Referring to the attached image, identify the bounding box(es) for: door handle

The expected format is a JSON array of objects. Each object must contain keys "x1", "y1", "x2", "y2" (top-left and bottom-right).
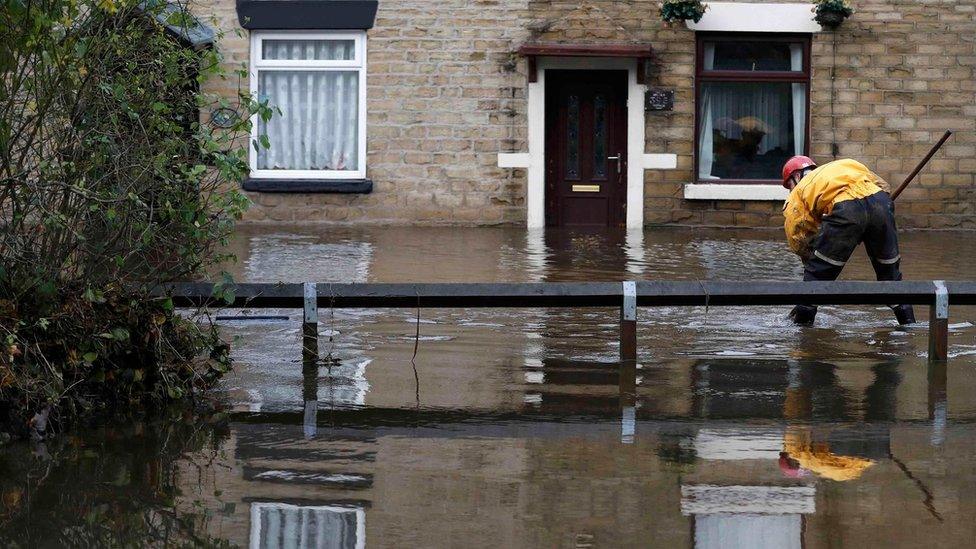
[{"x1": 607, "y1": 153, "x2": 622, "y2": 174}]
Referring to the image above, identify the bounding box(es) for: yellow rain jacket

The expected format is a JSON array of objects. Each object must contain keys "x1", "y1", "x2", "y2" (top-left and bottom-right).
[
  {"x1": 783, "y1": 427, "x2": 874, "y2": 482},
  {"x1": 783, "y1": 159, "x2": 891, "y2": 258}
]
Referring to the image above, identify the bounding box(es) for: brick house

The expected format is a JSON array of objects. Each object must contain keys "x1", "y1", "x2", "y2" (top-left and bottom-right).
[{"x1": 194, "y1": 0, "x2": 975, "y2": 228}]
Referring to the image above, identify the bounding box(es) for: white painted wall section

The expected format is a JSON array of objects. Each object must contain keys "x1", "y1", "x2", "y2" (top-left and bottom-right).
[
  {"x1": 497, "y1": 153, "x2": 531, "y2": 168},
  {"x1": 643, "y1": 154, "x2": 677, "y2": 170},
  {"x1": 684, "y1": 184, "x2": 788, "y2": 201},
  {"x1": 525, "y1": 70, "x2": 546, "y2": 228},
  {"x1": 625, "y1": 63, "x2": 647, "y2": 229},
  {"x1": 686, "y1": 2, "x2": 824, "y2": 33}
]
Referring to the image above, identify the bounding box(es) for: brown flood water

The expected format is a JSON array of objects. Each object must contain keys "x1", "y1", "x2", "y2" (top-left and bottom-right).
[{"x1": 2, "y1": 226, "x2": 976, "y2": 547}]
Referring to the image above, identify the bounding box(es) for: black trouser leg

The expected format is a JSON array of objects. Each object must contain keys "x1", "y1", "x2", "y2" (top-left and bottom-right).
[
  {"x1": 791, "y1": 255, "x2": 845, "y2": 325},
  {"x1": 789, "y1": 304, "x2": 819, "y2": 325},
  {"x1": 869, "y1": 258, "x2": 916, "y2": 324},
  {"x1": 863, "y1": 193, "x2": 915, "y2": 325},
  {"x1": 792, "y1": 202, "x2": 864, "y2": 326}
]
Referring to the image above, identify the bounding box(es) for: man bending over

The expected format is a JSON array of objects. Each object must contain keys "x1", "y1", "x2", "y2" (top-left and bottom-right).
[{"x1": 781, "y1": 156, "x2": 916, "y2": 326}]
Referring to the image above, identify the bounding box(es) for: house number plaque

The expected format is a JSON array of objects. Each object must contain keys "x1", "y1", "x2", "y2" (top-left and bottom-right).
[
  {"x1": 210, "y1": 107, "x2": 239, "y2": 128},
  {"x1": 645, "y1": 89, "x2": 674, "y2": 112}
]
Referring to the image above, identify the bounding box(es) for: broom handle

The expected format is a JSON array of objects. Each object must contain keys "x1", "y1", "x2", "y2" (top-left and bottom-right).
[{"x1": 891, "y1": 130, "x2": 953, "y2": 201}]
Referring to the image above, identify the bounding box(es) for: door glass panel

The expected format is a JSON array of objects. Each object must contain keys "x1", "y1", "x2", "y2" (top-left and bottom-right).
[
  {"x1": 593, "y1": 94, "x2": 607, "y2": 179},
  {"x1": 566, "y1": 95, "x2": 580, "y2": 179}
]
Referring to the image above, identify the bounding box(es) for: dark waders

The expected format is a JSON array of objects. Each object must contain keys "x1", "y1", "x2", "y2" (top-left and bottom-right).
[{"x1": 790, "y1": 191, "x2": 916, "y2": 325}]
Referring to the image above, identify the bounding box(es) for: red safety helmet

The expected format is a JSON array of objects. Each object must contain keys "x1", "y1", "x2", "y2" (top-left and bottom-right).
[{"x1": 782, "y1": 156, "x2": 817, "y2": 189}]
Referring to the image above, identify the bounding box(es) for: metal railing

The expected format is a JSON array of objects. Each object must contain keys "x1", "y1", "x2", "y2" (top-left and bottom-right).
[{"x1": 158, "y1": 280, "x2": 970, "y2": 361}]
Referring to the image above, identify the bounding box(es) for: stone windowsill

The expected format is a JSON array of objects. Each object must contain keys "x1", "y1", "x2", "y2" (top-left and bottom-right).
[
  {"x1": 683, "y1": 183, "x2": 788, "y2": 201},
  {"x1": 243, "y1": 178, "x2": 373, "y2": 194}
]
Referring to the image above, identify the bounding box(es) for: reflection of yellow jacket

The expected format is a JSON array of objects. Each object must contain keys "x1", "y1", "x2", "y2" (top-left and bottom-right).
[
  {"x1": 783, "y1": 159, "x2": 891, "y2": 258},
  {"x1": 783, "y1": 427, "x2": 874, "y2": 482}
]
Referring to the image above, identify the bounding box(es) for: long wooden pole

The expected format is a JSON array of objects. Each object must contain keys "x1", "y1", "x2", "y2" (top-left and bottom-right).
[{"x1": 891, "y1": 130, "x2": 952, "y2": 201}]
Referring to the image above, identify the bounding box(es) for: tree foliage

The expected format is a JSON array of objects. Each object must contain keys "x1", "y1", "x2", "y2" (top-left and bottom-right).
[{"x1": 0, "y1": 0, "x2": 271, "y2": 432}]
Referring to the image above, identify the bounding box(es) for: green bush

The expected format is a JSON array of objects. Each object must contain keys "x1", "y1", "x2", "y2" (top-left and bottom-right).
[{"x1": 0, "y1": 0, "x2": 271, "y2": 434}]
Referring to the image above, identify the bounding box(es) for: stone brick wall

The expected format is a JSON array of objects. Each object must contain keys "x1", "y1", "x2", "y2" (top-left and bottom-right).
[
  {"x1": 813, "y1": 0, "x2": 976, "y2": 230},
  {"x1": 195, "y1": 0, "x2": 532, "y2": 224},
  {"x1": 649, "y1": 0, "x2": 976, "y2": 230},
  {"x1": 192, "y1": 0, "x2": 975, "y2": 228}
]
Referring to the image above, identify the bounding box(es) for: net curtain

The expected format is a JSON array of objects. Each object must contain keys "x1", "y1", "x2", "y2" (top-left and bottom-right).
[{"x1": 257, "y1": 40, "x2": 360, "y2": 172}]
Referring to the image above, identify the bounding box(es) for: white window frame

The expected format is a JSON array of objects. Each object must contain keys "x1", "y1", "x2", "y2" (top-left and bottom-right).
[{"x1": 249, "y1": 31, "x2": 368, "y2": 180}]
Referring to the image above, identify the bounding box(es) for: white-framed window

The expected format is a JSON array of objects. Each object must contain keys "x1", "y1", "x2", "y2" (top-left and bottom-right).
[
  {"x1": 696, "y1": 34, "x2": 810, "y2": 183},
  {"x1": 249, "y1": 31, "x2": 367, "y2": 180}
]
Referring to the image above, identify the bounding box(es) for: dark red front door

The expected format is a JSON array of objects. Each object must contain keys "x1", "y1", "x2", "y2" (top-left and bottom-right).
[{"x1": 545, "y1": 70, "x2": 628, "y2": 227}]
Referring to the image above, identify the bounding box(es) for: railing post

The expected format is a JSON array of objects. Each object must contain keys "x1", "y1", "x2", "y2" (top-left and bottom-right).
[
  {"x1": 303, "y1": 282, "x2": 319, "y2": 363},
  {"x1": 929, "y1": 280, "x2": 948, "y2": 362},
  {"x1": 620, "y1": 281, "x2": 637, "y2": 363}
]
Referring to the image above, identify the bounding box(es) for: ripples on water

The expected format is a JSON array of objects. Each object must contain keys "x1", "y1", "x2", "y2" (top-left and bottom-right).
[{"x1": 2, "y1": 227, "x2": 976, "y2": 547}]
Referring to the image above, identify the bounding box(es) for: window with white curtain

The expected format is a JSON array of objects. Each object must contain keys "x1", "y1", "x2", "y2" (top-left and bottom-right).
[
  {"x1": 696, "y1": 36, "x2": 810, "y2": 182},
  {"x1": 250, "y1": 31, "x2": 367, "y2": 179}
]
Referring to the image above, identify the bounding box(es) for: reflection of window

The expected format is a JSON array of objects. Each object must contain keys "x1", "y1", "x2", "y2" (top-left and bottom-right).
[
  {"x1": 696, "y1": 36, "x2": 810, "y2": 182},
  {"x1": 681, "y1": 485, "x2": 814, "y2": 549},
  {"x1": 250, "y1": 32, "x2": 367, "y2": 179},
  {"x1": 244, "y1": 237, "x2": 372, "y2": 283},
  {"x1": 695, "y1": 514, "x2": 801, "y2": 549},
  {"x1": 321, "y1": 358, "x2": 370, "y2": 407},
  {"x1": 250, "y1": 502, "x2": 365, "y2": 549}
]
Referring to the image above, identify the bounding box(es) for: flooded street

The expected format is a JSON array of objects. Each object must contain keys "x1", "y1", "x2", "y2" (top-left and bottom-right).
[{"x1": 4, "y1": 227, "x2": 976, "y2": 547}]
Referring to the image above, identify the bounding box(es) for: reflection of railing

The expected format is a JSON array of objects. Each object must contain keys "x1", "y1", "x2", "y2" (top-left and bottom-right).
[{"x1": 160, "y1": 280, "x2": 969, "y2": 361}]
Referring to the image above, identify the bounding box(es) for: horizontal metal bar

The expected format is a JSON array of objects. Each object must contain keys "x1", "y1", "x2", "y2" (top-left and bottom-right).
[
  {"x1": 316, "y1": 282, "x2": 624, "y2": 308},
  {"x1": 159, "y1": 282, "x2": 624, "y2": 308},
  {"x1": 156, "y1": 281, "x2": 976, "y2": 309},
  {"x1": 635, "y1": 280, "x2": 976, "y2": 306},
  {"x1": 214, "y1": 315, "x2": 290, "y2": 321},
  {"x1": 159, "y1": 282, "x2": 306, "y2": 308}
]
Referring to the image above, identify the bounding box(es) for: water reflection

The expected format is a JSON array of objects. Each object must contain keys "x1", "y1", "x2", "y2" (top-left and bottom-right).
[
  {"x1": 682, "y1": 485, "x2": 814, "y2": 549},
  {"x1": 5, "y1": 227, "x2": 976, "y2": 546},
  {"x1": 210, "y1": 226, "x2": 976, "y2": 546},
  {"x1": 0, "y1": 410, "x2": 232, "y2": 547},
  {"x1": 208, "y1": 352, "x2": 969, "y2": 547},
  {"x1": 928, "y1": 360, "x2": 947, "y2": 447},
  {"x1": 251, "y1": 503, "x2": 364, "y2": 549},
  {"x1": 0, "y1": 355, "x2": 973, "y2": 547}
]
